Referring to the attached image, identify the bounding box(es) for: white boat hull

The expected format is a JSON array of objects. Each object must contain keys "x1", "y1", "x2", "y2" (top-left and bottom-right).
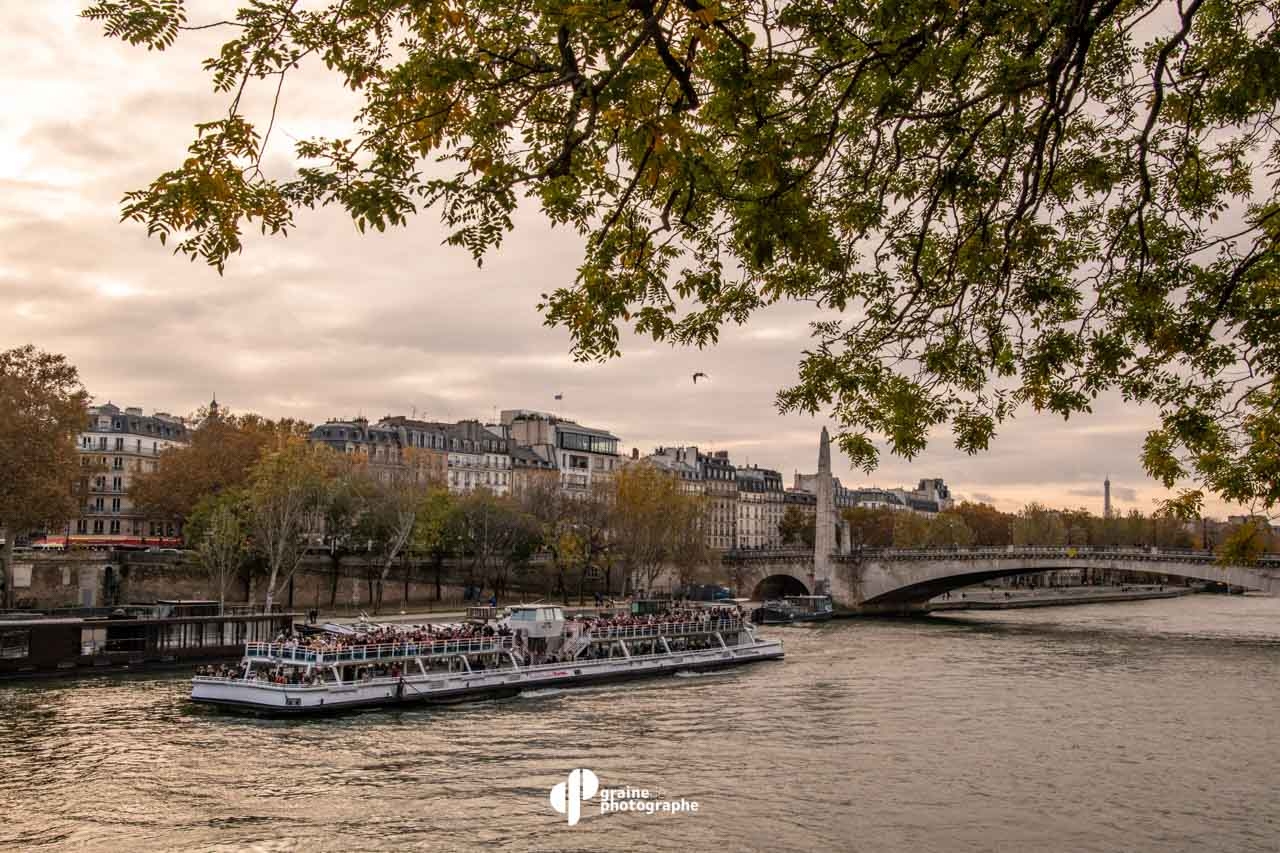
[{"x1": 191, "y1": 638, "x2": 783, "y2": 715}]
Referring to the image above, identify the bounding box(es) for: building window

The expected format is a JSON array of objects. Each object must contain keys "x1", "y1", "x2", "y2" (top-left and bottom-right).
[
  {"x1": 113, "y1": 457, "x2": 123, "y2": 470},
  {"x1": 98, "y1": 436, "x2": 107, "y2": 450},
  {"x1": 109, "y1": 520, "x2": 121, "y2": 534},
  {"x1": 76, "y1": 519, "x2": 87, "y2": 534},
  {"x1": 92, "y1": 520, "x2": 104, "y2": 534},
  {"x1": 111, "y1": 498, "x2": 121, "y2": 513},
  {"x1": 114, "y1": 437, "x2": 124, "y2": 451},
  {"x1": 112, "y1": 477, "x2": 122, "y2": 492}
]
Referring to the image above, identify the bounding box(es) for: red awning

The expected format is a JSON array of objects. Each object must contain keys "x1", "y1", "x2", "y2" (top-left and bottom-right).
[{"x1": 31, "y1": 535, "x2": 183, "y2": 548}]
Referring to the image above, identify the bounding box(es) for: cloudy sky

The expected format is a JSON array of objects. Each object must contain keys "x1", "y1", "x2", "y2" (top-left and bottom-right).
[{"x1": 0, "y1": 2, "x2": 1229, "y2": 517}]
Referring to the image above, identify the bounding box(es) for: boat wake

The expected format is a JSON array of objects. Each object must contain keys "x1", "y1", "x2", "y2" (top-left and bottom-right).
[{"x1": 674, "y1": 669, "x2": 730, "y2": 679}]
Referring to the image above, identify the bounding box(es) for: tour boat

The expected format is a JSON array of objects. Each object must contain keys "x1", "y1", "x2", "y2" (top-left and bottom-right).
[
  {"x1": 751, "y1": 595, "x2": 835, "y2": 625},
  {"x1": 189, "y1": 605, "x2": 783, "y2": 715}
]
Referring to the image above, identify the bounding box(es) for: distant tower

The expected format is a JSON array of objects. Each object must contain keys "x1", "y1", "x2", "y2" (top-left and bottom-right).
[
  {"x1": 196, "y1": 393, "x2": 222, "y2": 430},
  {"x1": 813, "y1": 428, "x2": 836, "y2": 594},
  {"x1": 1104, "y1": 475, "x2": 1112, "y2": 519}
]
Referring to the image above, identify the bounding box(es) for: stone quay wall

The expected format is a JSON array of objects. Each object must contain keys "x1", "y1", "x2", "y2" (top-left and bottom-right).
[{"x1": 6, "y1": 552, "x2": 585, "y2": 613}]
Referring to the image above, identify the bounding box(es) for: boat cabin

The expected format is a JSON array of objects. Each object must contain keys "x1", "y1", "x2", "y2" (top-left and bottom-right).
[
  {"x1": 500, "y1": 605, "x2": 567, "y2": 659},
  {"x1": 784, "y1": 595, "x2": 834, "y2": 614},
  {"x1": 501, "y1": 605, "x2": 565, "y2": 639}
]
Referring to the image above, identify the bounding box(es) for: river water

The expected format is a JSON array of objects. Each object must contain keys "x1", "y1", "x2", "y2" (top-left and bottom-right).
[{"x1": 2, "y1": 594, "x2": 1278, "y2": 853}]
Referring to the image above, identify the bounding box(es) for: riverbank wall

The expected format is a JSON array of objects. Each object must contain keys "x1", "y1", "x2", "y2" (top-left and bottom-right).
[{"x1": 3, "y1": 552, "x2": 587, "y2": 614}]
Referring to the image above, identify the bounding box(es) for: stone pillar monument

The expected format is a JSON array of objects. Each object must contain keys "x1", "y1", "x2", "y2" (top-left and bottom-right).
[{"x1": 813, "y1": 427, "x2": 835, "y2": 594}]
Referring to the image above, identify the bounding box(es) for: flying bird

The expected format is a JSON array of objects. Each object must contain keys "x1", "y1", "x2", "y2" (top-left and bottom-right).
[
  {"x1": 692, "y1": 372, "x2": 708, "y2": 384},
  {"x1": 554, "y1": 393, "x2": 563, "y2": 400}
]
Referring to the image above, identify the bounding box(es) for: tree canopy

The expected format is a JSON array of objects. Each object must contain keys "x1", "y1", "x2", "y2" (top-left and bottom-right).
[
  {"x1": 0, "y1": 346, "x2": 90, "y2": 607},
  {"x1": 129, "y1": 405, "x2": 311, "y2": 525},
  {"x1": 84, "y1": 0, "x2": 1280, "y2": 515}
]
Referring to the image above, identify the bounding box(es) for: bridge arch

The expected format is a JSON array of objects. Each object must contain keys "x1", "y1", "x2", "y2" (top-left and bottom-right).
[
  {"x1": 751, "y1": 573, "x2": 810, "y2": 600},
  {"x1": 856, "y1": 550, "x2": 1279, "y2": 610}
]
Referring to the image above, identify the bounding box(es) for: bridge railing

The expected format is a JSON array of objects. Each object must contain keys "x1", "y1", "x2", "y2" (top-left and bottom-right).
[
  {"x1": 723, "y1": 545, "x2": 1278, "y2": 568},
  {"x1": 855, "y1": 546, "x2": 1278, "y2": 566}
]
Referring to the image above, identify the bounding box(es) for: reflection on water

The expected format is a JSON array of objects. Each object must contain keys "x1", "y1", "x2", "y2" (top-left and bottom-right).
[{"x1": 2, "y1": 595, "x2": 1279, "y2": 852}]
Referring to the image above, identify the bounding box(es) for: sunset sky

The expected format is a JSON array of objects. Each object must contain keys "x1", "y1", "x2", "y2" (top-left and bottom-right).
[{"x1": 0, "y1": 1, "x2": 1228, "y2": 517}]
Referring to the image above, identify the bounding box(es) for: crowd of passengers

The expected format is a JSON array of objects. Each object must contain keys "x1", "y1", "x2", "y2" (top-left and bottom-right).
[
  {"x1": 196, "y1": 606, "x2": 746, "y2": 677},
  {"x1": 270, "y1": 621, "x2": 514, "y2": 654},
  {"x1": 578, "y1": 606, "x2": 744, "y2": 633},
  {"x1": 262, "y1": 606, "x2": 743, "y2": 655},
  {"x1": 196, "y1": 663, "x2": 326, "y2": 684}
]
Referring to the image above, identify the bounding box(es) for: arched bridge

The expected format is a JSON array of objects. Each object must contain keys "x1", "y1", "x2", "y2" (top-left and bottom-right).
[{"x1": 722, "y1": 547, "x2": 1280, "y2": 615}]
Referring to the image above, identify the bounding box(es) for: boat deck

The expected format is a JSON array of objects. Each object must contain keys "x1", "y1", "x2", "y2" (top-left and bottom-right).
[
  {"x1": 244, "y1": 636, "x2": 514, "y2": 665},
  {"x1": 191, "y1": 636, "x2": 784, "y2": 714}
]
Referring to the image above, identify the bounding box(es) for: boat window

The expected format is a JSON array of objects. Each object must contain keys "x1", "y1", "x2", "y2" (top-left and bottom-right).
[
  {"x1": 0, "y1": 629, "x2": 29, "y2": 659},
  {"x1": 81, "y1": 627, "x2": 107, "y2": 655}
]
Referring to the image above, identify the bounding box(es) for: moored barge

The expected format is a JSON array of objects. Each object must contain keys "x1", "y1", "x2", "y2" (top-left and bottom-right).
[
  {"x1": 751, "y1": 595, "x2": 835, "y2": 625},
  {"x1": 0, "y1": 601, "x2": 294, "y2": 680},
  {"x1": 190, "y1": 604, "x2": 783, "y2": 715}
]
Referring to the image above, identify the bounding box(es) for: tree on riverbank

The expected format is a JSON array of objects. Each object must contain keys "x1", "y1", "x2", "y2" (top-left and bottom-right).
[
  {"x1": 449, "y1": 489, "x2": 543, "y2": 603},
  {"x1": 247, "y1": 438, "x2": 336, "y2": 612},
  {"x1": 411, "y1": 487, "x2": 460, "y2": 602},
  {"x1": 189, "y1": 491, "x2": 248, "y2": 615},
  {"x1": 0, "y1": 346, "x2": 89, "y2": 608},
  {"x1": 953, "y1": 502, "x2": 1014, "y2": 547},
  {"x1": 358, "y1": 474, "x2": 427, "y2": 614},
  {"x1": 778, "y1": 505, "x2": 815, "y2": 549},
  {"x1": 612, "y1": 464, "x2": 707, "y2": 595},
  {"x1": 129, "y1": 404, "x2": 312, "y2": 531},
  {"x1": 85, "y1": 0, "x2": 1280, "y2": 520}
]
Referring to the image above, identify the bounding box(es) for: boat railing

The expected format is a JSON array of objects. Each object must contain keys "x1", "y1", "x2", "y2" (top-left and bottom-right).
[
  {"x1": 586, "y1": 619, "x2": 744, "y2": 641},
  {"x1": 244, "y1": 636, "x2": 514, "y2": 664}
]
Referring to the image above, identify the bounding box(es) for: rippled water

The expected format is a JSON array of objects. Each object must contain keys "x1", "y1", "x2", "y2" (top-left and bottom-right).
[{"x1": 3, "y1": 595, "x2": 1279, "y2": 852}]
